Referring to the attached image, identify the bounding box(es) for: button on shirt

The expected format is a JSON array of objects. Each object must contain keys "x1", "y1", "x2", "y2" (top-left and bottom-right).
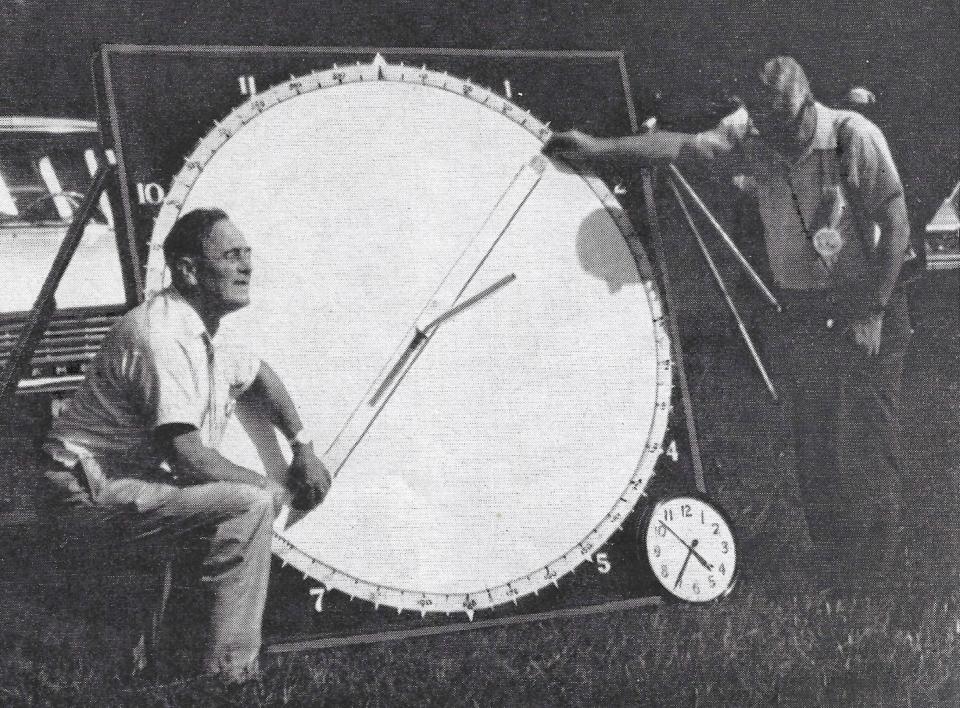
[
  {"x1": 694, "y1": 102, "x2": 904, "y2": 290},
  {"x1": 50, "y1": 287, "x2": 261, "y2": 477}
]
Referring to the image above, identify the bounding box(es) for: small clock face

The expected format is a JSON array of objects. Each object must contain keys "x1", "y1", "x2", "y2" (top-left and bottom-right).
[{"x1": 644, "y1": 495, "x2": 737, "y2": 602}]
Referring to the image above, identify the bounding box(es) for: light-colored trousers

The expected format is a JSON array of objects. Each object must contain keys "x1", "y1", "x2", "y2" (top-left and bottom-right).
[{"x1": 43, "y1": 447, "x2": 275, "y2": 680}]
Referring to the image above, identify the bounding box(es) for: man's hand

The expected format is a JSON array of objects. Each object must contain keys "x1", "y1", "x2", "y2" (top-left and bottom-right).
[
  {"x1": 542, "y1": 129, "x2": 601, "y2": 160},
  {"x1": 849, "y1": 312, "x2": 884, "y2": 356},
  {"x1": 287, "y1": 442, "x2": 332, "y2": 511},
  {"x1": 265, "y1": 477, "x2": 292, "y2": 513}
]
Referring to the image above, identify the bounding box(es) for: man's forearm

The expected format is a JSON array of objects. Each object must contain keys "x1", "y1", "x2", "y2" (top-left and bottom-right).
[
  {"x1": 870, "y1": 197, "x2": 912, "y2": 311},
  {"x1": 582, "y1": 131, "x2": 701, "y2": 164},
  {"x1": 172, "y1": 441, "x2": 270, "y2": 488},
  {"x1": 243, "y1": 361, "x2": 304, "y2": 440}
]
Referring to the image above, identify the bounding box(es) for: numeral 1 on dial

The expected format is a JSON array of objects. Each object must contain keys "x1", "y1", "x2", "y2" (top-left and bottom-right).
[{"x1": 239, "y1": 75, "x2": 257, "y2": 95}]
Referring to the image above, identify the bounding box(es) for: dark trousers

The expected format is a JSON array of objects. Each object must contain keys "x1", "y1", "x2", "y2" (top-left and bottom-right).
[{"x1": 760, "y1": 289, "x2": 912, "y2": 583}]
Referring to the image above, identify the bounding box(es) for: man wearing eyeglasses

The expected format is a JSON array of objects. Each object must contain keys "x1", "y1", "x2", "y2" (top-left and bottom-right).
[
  {"x1": 544, "y1": 56, "x2": 913, "y2": 588},
  {"x1": 41, "y1": 207, "x2": 331, "y2": 681}
]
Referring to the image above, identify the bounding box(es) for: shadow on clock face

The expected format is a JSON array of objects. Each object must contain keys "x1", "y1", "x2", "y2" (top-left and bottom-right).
[{"x1": 576, "y1": 208, "x2": 642, "y2": 294}]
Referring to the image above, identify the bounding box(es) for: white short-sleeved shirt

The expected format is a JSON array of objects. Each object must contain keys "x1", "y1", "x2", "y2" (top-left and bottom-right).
[
  {"x1": 51, "y1": 287, "x2": 261, "y2": 474},
  {"x1": 694, "y1": 102, "x2": 904, "y2": 290}
]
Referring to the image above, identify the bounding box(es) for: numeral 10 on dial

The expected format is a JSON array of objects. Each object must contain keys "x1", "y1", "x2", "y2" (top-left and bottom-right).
[{"x1": 136, "y1": 182, "x2": 165, "y2": 205}]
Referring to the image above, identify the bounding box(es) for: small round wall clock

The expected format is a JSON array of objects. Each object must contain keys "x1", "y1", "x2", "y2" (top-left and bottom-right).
[
  {"x1": 641, "y1": 495, "x2": 737, "y2": 602},
  {"x1": 146, "y1": 55, "x2": 674, "y2": 617}
]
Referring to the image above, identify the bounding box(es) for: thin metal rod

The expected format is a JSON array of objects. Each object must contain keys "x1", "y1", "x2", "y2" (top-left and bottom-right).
[
  {"x1": 669, "y1": 178, "x2": 779, "y2": 402},
  {"x1": 328, "y1": 160, "x2": 542, "y2": 472},
  {"x1": 0, "y1": 164, "x2": 115, "y2": 411},
  {"x1": 640, "y1": 169, "x2": 706, "y2": 495},
  {"x1": 669, "y1": 164, "x2": 781, "y2": 312},
  {"x1": 264, "y1": 595, "x2": 661, "y2": 654}
]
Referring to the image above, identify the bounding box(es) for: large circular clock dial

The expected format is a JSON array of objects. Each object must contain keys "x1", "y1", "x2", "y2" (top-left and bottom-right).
[{"x1": 145, "y1": 57, "x2": 672, "y2": 616}]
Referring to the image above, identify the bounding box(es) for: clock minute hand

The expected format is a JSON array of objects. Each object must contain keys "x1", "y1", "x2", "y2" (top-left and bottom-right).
[
  {"x1": 419, "y1": 155, "x2": 545, "y2": 323},
  {"x1": 674, "y1": 540, "x2": 697, "y2": 589},
  {"x1": 360, "y1": 154, "x2": 544, "y2": 413},
  {"x1": 321, "y1": 156, "x2": 545, "y2": 478}
]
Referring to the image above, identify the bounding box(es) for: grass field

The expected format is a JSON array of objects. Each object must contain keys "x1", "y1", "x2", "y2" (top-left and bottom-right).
[
  {"x1": 0, "y1": 271, "x2": 956, "y2": 706},
  {"x1": 0, "y1": 575, "x2": 956, "y2": 706}
]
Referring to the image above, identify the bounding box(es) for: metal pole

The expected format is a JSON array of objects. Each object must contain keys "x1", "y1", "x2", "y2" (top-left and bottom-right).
[
  {"x1": 669, "y1": 178, "x2": 779, "y2": 402},
  {"x1": 265, "y1": 595, "x2": 661, "y2": 654},
  {"x1": 640, "y1": 169, "x2": 707, "y2": 495},
  {"x1": 669, "y1": 164, "x2": 781, "y2": 312}
]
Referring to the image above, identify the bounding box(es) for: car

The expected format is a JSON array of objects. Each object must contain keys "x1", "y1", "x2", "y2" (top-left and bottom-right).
[
  {"x1": 0, "y1": 116, "x2": 126, "y2": 395},
  {"x1": 925, "y1": 181, "x2": 960, "y2": 270}
]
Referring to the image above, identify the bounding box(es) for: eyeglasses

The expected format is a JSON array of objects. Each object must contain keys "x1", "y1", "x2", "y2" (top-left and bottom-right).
[{"x1": 200, "y1": 246, "x2": 252, "y2": 263}]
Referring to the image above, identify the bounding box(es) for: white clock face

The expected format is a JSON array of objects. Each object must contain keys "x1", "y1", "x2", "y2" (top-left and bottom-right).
[
  {"x1": 645, "y1": 496, "x2": 736, "y2": 602},
  {"x1": 145, "y1": 57, "x2": 673, "y2": 616}
]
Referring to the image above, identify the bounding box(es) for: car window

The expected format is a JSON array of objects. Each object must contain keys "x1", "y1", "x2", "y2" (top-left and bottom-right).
[
  {"x1": 0, "y1": 126, "x2": 123, "y2": 312},
  {"x1": 0, "y1": 132, "x2": 110, "y2": 225}
]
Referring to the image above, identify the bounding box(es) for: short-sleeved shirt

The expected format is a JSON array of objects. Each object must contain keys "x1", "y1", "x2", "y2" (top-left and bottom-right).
[
  {"x1": 693, "y1": 102, "x2": 904, "y2": 290},
  {"x1": 50, "y1": 287, "x2": 261, "y2": 476}
]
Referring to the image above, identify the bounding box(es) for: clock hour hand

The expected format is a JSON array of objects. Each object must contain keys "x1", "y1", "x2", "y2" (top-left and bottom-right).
[
  {"x1": 659, "y1": 521, "x2": 713, "y2": 571},
  {"x1": 368, "y1": 272, "x2": 517, "y2": 406}
]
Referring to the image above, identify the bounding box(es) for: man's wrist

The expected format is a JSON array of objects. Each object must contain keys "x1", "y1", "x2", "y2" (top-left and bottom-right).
[{"x1": 288, "y1": 428, "x2": 312, "y2": 448}]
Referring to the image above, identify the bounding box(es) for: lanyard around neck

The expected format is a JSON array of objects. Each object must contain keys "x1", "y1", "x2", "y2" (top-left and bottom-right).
[{"x1": 783, "y1": 150, "x2": 827, "y2": 239}]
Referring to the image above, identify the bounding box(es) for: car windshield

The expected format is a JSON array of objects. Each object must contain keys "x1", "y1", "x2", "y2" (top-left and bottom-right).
[
  {"x1": 0, "y1": 131, "x2": 108, "y2": 225},
  {"x1": 0, "y1": 125, "x2": 123, "y2": 312}
]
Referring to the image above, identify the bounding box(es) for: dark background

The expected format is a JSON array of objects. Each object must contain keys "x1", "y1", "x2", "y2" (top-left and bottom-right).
[{"x1": 1, "y1": 0, "x2": 958, "y2": 236}]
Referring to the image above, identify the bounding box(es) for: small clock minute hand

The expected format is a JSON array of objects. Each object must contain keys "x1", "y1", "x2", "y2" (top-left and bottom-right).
[
  {"x1": 674, "y1": 539, "x2": 697, "y2": 589},
  {"x1": 659, "y1": 521, "x2": 713, "y2": 571},
  {"x1": 321, "y1": 157, "x2": 545, "y2": 478}
]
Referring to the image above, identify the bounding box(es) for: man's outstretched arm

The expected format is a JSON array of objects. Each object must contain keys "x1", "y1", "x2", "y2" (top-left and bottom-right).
[{"x1": 542, "y1": 126, "x2": 735, "y2": 166}]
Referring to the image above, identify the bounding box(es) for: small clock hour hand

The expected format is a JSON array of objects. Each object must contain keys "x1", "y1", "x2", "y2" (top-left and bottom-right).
[{"x1": 659, "y1": 521, "x2": 713, "y2": 571}]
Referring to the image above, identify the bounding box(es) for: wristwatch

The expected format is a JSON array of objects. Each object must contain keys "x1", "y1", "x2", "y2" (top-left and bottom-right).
[{"x1": 288, "y1": 429, "x2": 313, "y2": 447}]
